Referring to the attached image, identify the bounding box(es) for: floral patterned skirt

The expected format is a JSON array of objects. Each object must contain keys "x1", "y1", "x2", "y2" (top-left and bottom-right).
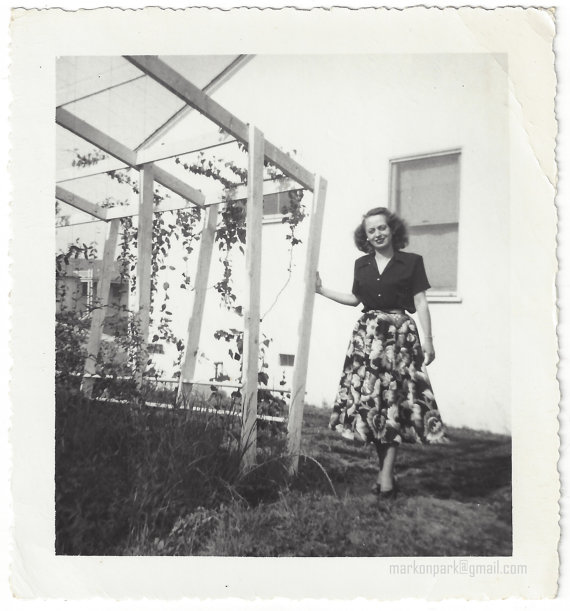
[{"x1": 329, "y1": 310, "x2": 446, "y2": 445}]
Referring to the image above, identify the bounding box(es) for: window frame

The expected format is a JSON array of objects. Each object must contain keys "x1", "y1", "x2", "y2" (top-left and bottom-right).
[{"x1": 389, "y1": 148, "x2": 463, "y2": 303}]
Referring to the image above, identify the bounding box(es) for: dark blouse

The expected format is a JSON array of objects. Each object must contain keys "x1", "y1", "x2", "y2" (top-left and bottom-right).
[{"x1": 351, "y1": 251, "x2": 430, "y2": 314}]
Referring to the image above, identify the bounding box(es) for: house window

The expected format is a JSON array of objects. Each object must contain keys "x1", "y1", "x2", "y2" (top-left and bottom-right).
[
  {"x1": 262, "y1": 192, "x2": 292, "y2": 217},
  {"x1": 79, "y1": 280, "x2": 97, "y2": 307},
  {"x1": 279, "y1": 353, "x2": 295, "y2": 367},
  {"x1": 147, "y1": 343, "x2": 164, "y2": 354},
  {"x1": 213, "y1": 362, "x2": 225, "y2": 381},
  {"x1": 390, "y1": 150, "x2": 461, "y2": 294},
  {"x1": 233, "y1": 190, "x2": 303, "y2": 223}
]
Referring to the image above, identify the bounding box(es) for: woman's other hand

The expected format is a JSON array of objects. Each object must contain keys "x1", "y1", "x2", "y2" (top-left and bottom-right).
[
  {"x1": 414, "y1": 291, "x2": 435, "y2": 365},
  {"x1": 423, "y1": 338, "x2": 435, "y2": 366},
  {"x1": 315, "y1": 271, "x2": 323, "y2": 294}
]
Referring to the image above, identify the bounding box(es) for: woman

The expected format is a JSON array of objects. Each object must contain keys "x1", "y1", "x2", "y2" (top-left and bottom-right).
[{"x1": 316, "y1": 207, "x2": 446, "y2": 500}]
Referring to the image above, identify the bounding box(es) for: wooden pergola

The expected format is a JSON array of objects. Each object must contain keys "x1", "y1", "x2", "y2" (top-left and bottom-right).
[{"x1": 55, "y1": 55, "x2": 327, "y2": 472}]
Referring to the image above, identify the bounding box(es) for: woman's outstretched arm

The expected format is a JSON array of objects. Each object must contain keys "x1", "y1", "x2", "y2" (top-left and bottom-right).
[
  {"x1": 414, "y1": 291, "x2": 435, "y2": 365},
  {"x1": 315, "y1": 271, "x2": 360, "y2": 307}
]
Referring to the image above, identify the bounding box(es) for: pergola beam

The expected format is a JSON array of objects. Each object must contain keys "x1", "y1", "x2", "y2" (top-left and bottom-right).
[
  {"x1": 124, "y1": 56, "x2": 316, "y2": 191},
  {"x1": 135, "y1": 54, "x2": 253, "y2": 151},
  {"x1": 150, "y1": 164, "x2": 205, "y2": 206},
  {"x1": 56, "y1": 131, "x2": 236, "y2": 184},
  {"x1": 223, "y1": 178, "x2": 299, "y2": 203},
  {"x1": 56, "y1": 107, "x2": 205, "y2": 207},
  {"x1": 136, "y1": 131, "x2": 235, "y2": 166},
  {"x1": 56, "y1": 185, "x2": 108, "y2": 221},
  {"x1": 57, "y1": 158, "x2": 131, "y2": 184},
  {"x1": 56, "y1": 175, "x2": 299, "y2": 223},
  {"x1": 103, "y1": 177, "x2": 300, "y2": 220},
  {"x1": 57, "y1": 177, "x2": 207, "y2": 223},
  {"x1": 57, "y1": 74, "x2": 147, "y2": 109},
  {"x1": 57, "y1": 107, "x2": 137, "y2": 166},
  {"x1": 104, "y1": 196, "x2": 192, "y2": 220}
]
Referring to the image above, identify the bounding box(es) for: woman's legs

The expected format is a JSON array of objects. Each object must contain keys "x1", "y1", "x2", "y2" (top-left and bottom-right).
[
  {"x1": 374, "y1": 442, "x2": 398, "y2": 492},
  {"x1": 374, "y1": 443, "x2": 387, "y2": 486},
  {"x1": 379, "y1": 445, "x2": 398, "y2": 491}
]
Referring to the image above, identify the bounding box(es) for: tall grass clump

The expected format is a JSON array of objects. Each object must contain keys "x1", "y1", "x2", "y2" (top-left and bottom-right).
[
  {"x1": 57, "y1": 388, "x2": 260, "y2": 554},
  {"x1": 55, "y1": 387, "x2": 322, "y2": 555}
]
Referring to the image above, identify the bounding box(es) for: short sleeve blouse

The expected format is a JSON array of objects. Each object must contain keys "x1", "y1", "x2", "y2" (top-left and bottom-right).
[{"x1": 351, "y1": 251, "x2": 430, "y2": 314}]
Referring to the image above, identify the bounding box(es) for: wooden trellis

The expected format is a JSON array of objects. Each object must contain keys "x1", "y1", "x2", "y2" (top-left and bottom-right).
[{"x1": 56, "y1": 55, "x2": 327, "y2": 473}]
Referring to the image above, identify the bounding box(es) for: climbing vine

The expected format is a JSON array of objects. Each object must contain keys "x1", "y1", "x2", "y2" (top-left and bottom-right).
[
  {"x1": 55, "y1": 237, "x2": 98, "y2": 276},
  {"x1": 59, "y1": 141, "x2": 308, "y2": 385}
]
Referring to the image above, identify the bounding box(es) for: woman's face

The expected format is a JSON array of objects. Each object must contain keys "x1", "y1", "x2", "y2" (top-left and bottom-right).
[{"x1": 364, "y1": 214, "x2": 392, "y2": 252}]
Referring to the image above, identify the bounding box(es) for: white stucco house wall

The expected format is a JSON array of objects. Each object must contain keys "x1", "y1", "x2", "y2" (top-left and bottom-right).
[
  {"x1": 199, "y1": 53, "x2": 511, "y2": 434},
  {"x1": 57, "y1": 53, "x2": 514, "y2": 434}
]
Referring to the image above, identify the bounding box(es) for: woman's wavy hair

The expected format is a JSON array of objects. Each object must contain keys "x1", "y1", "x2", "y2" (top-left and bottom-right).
[{"x1": 354, "y1": 207, "x2": 409, "y2": 253}]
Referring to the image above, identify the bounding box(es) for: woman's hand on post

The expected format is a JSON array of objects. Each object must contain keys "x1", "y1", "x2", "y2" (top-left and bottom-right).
[
  {"x1": 315, "y1": 271, "x2": 323, "y2": 294},
  {"x1": 314, "y1": 274, "x2": 360, "y2": 306},
  {"x1": 423, "y1": 338, "x2": 435, "y2": 366}
]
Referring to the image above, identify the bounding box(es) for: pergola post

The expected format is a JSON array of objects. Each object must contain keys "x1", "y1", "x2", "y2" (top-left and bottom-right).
[
  {"x1": 240, "y1": 125, "x2": 264, "y2": 471},
  {"x1": 287, "y1": 176, "x2": 328, "y2": 473},
  {"x1": 134, "y1": 163, "x2": 154, "y2": 387},
  {"x1": 177, "y1": 203, "x2": 219, "y2": 405},
  {"x1": 80, "y1": 219, "x2": 120, "y2": 398}
]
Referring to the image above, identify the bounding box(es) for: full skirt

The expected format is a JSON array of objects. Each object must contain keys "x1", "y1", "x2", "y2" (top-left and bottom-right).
[{"x1": 329, "y1": 310, "x2": 446, "y2": 445}]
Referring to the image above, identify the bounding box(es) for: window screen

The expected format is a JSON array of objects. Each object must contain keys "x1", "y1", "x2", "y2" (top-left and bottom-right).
[
  {"x1": 263, "y1": 192, "x2": 294, "y2": 216},
  {"x1": 391, "y1": 151, "x2": 460, "y2": 293},
  {"x1": 279, "y1": 353, "x2": 295, "y2": 367}
]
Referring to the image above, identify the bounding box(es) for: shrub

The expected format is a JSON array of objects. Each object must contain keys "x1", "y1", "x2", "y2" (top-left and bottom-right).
[{"x1": 55, "y1": 309, "x2": 90, "y2": 387}]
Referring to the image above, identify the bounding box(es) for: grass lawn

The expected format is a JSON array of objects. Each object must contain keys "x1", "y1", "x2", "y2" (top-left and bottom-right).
[{"x1": 124, "y1": 405, "x2": 512, "y2": 557}]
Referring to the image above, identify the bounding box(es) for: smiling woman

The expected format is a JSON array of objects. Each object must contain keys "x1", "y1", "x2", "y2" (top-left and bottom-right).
[{"x1": 316, "y1": 207, "x2": 446, "y2": 501}]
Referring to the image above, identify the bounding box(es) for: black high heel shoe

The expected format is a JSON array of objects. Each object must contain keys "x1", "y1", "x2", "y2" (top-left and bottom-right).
[
  {"x1": 371, "y1": 478, "x2": 399, "y2": 497},
  {"x1": 378, "y1": 486, "x2": 398, "y2": 500}
]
